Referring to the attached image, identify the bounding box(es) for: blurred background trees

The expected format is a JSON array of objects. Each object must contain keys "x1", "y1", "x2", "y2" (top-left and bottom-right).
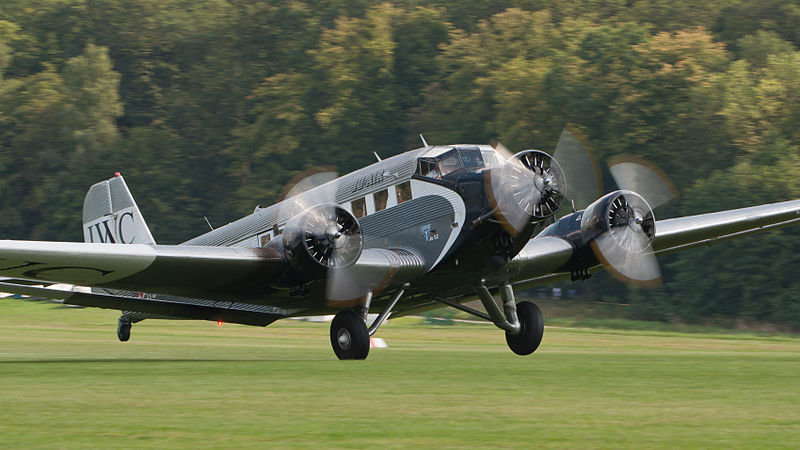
[{"x1": 1, "y1": 0, "x2": 799, "y2": 328}]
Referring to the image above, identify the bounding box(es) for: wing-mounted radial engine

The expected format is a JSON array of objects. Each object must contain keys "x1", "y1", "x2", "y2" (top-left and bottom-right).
[
  {"x1": 280, "y1": 203, "x2": 363, "y2": 281},
  {"x1": 580, "y1": 190, "x2": 660, "y2": 285},
  {"x1": 549, "y1": 190, "x2": 660, "y2": 285}
]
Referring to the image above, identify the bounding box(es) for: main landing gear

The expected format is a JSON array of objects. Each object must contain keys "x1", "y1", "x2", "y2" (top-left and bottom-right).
[
  {"x1": 330, "y1": 285, "x2": 407, "y2": 360},
  {"x1": 435, "y1": 281, "x2": 544, "y2": 355}
]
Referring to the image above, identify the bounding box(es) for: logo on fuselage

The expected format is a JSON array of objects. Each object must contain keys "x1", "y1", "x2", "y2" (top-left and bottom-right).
[{"x1": 420, "y1": 224, "x2": 439, "y2": 242}]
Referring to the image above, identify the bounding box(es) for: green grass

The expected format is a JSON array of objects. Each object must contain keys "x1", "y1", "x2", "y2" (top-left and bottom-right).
[{"x1": 1, "y1": 299, "x2": 800, "y2": 449}]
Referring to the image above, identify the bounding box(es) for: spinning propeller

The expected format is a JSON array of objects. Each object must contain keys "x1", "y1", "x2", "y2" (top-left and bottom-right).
[
  {"x1": 553, "y1": 128, "x2": 677, "y2": 286},
  {"x1": 488, "y1": 143, "x2": 566, "y2": 236},
  {"x1": 492, "y1": 127, "x2": 677, "y2": 286},
  {"x1": 276, "y1": 170, "x2": 368, "y2": 302}
]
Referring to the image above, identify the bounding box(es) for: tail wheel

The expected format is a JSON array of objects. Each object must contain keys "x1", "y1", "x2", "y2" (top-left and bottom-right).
[
  {"x1": 330, "y1": 310, "x2": 370, "y2": 360},
  {"x1": 505, "y1": 301, "x2": 544, "y2": 355},
  {"x1": 117, "y1": 317, "x2": 132, "y2": 342}
]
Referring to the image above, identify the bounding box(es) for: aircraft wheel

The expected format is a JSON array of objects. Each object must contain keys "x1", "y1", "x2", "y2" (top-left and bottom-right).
[
  {"x1": 330, "y1": 310, "x2": 369, "y2": 360},
  {"x1": 505, "y1": 301, "x2": 543, "y2": 355},
  {"x1": 117, "y1": 317, "x2": 132, "y2": 342}
]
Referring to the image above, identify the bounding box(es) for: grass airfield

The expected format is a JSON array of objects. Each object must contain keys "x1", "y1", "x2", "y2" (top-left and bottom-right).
[{"x1": 1, "y1": 299, "x2": 799, "y2": 449}]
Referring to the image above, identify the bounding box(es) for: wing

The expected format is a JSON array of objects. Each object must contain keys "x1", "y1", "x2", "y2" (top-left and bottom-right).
[
  {"x1": 500, "y1": 199, "x2": 800, "y2": 290},
  {"x1": 0, "y1": 241, "x2": 284, "y2": 300},
  {"x1": 0, "y1": 239, "x2": 425, "y2": 324},
  {"x1": 0, "y1": 281, "x2": 284, "y2": 326},
  {"x1": 653, "y1": 199, "x2": 800, "y2": 254}
]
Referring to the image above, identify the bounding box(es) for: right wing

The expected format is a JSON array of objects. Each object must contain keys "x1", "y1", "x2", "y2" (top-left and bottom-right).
[
  {"x1": 0, "y1": 241, "x2": 285, "y2": 300},
  {"x1": 0, "y1": 281, "x2": 285, "y2": 326}
]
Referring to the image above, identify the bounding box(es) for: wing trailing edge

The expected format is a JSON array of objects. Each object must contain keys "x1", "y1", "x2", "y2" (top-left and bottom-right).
[{"x1": 0, "y1": 282, "x2": 283, "y2": 326}]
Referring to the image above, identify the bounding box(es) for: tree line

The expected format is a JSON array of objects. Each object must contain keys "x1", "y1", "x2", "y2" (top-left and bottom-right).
[{"x1": 1, "y1": 0, "x2": 799, "y2": 328}]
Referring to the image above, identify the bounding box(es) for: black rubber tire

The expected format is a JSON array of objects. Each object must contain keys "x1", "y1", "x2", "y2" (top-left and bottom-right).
[
  {"x1": 330, "y1": 310, "x2": 370, "y2": 360},
  {"x1": 117, "y1": 318, "x2": 132, "y2": 342},
  {"x1": 505, "y1": 301, "x2": 544, "y2": 355}
]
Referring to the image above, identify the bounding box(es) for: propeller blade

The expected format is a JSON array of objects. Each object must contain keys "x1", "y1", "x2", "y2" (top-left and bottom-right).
[
  {"x1": 276, "y1": 167, "x2": 338, "y2": 203},
  {"x1": 591, "y1": 234, "x2": 661, "y2": 286},
  {"x1": 552, "y1": 127, "x2": 602, "y2": 211},
  {"x1": 608, "y1": 155, "x2": 678, "y2": 209}
]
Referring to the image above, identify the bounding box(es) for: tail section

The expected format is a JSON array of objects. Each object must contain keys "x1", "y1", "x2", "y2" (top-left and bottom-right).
[{"x1": 82, "y1": 173, "x2": 156, "y2": 245}]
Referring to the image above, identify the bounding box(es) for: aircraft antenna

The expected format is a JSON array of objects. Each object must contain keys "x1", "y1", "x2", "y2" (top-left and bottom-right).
[
  {"x1": 419, "y1": 133, "x2": 430, "y2": 148},
  {"x1": 373, "y1": 152, "x2": 382, "y2": 162},
  {"x1": 203, "y1": 216, "x2": 214, "y2": 231}
]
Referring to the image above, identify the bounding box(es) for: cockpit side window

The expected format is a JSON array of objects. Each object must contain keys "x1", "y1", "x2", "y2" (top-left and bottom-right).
[{"x1": 418, "y1": 158, "x2": 441, "y2": 180}]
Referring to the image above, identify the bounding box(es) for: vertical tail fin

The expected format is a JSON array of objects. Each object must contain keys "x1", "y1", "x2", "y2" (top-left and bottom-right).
[{"x1": 82, "y1": 173, "x2": 156, "y2": 245}]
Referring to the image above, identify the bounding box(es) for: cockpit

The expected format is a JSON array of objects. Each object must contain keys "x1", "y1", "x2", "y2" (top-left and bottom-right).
[{"x1": 416, "y1": 146, "x2": 503, "y2": 180}]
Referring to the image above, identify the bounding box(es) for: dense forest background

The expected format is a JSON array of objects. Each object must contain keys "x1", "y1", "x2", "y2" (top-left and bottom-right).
[{"x1": 1, "y1": 0, "x2": 799, "y2": 328}]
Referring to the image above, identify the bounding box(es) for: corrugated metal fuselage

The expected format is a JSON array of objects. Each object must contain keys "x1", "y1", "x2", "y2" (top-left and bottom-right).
[{"x1": 175, "y1": 145, "x2": 554, "y2": 316}]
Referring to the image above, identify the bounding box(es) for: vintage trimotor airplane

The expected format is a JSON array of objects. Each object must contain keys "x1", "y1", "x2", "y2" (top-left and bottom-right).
[{"x1": 1, "y1": 129, "x2": 799, "y2": 359}]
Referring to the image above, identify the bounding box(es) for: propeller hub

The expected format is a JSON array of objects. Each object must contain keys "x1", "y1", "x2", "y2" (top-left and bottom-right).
[{"x1": 326, "y1": 224, "x2": 344, "y2": 247}]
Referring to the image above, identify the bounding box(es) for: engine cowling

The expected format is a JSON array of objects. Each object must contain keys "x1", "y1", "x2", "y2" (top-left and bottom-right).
[
  {"x1": 580, "y1": 190, "x2": 655, "y2": 248},
  {"x1": 282, "y1": 203, "x2": 363, "y2": 278},
  {"x1": 579, "y1": 190, "x2": 660, "y2": 284}
]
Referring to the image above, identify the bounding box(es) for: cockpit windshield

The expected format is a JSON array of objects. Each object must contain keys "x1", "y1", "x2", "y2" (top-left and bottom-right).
[{"x1": 417, "y1": 147, "x2": 503, "y2": 180}]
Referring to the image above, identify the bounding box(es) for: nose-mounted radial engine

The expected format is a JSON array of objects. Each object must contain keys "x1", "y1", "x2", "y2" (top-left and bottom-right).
[{"x1": 485, "y1": 149, "x2": 566, "y2": 246}]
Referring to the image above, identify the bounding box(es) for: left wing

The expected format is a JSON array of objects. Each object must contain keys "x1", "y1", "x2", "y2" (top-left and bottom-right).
[
  {"x1": 504, "y1": 199, "x2": 800, "y2": 288},
  {"x1": 652, "y1": 199, "x2": 800, "y2": 254}
]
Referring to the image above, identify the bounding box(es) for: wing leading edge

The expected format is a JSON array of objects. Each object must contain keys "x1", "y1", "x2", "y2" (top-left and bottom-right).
[{"x1": 652, "y1": 199, "x2": 800, "y2": 254}]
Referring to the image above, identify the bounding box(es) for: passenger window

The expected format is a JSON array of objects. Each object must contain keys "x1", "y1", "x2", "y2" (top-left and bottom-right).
[
  {"x1": 351, "y1": 198, "x2": 367, "y2": 218},
  {"x1": 396, "y1": 181, "x2": 412, "y2": 204},
  {"x1": 374, "y1": 189, "x2": 388, "y2": 212},
  {"x1": 260, "y1": 233, "x2": 271, "y2": 247}
]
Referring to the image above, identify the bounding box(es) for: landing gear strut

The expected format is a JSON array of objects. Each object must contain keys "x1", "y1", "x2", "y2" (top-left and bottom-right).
[
  {"x1": 117, "y1": 316, "x2": 132, "y2": 342},
  {"x1": 433, "y1": 281, "x2": 544, "y2": 356}
]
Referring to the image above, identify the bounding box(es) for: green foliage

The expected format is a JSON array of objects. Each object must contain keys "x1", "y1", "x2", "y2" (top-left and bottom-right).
[{"x1": 1, "y1": 1, "x2": 800, "y2": 325}]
